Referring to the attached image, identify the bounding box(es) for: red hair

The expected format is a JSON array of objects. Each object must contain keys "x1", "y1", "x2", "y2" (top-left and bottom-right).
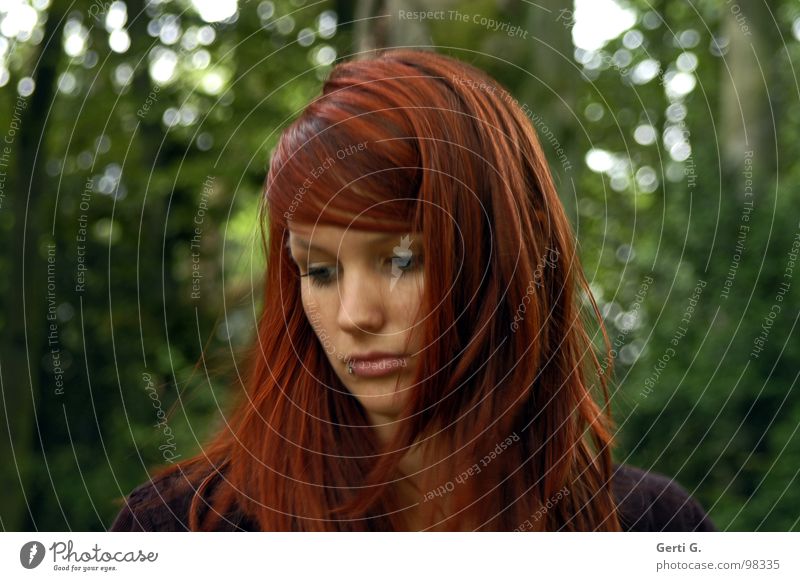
[{"x1": 156, "y1": 48, "x2": 620, "y2": 531}]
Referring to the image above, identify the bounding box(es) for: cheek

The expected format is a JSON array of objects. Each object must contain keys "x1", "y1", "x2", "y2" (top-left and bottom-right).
[
  {"x1": 301, "y1": 290, "x2": 334, "y2": 341},
  {"x1": 393, "y1": 277, "x2": 425, "y2": 329},
  {"x1": 301, "y1": 290, "x2": 320, "y2": 327}
]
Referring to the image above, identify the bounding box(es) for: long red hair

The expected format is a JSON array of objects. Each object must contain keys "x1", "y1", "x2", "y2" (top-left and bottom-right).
[{"x1": 154, "y1": 48, "x2": 620, "y2": 531}]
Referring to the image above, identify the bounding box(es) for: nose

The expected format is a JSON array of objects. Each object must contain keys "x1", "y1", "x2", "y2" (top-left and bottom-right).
[{"x1": 336, "y1": 270, "x2": 385, "y2": 334}]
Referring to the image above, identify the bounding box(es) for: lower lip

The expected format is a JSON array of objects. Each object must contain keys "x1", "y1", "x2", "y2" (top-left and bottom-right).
[{"x1": 349, "y1": 357, "x2": 408, "y2": 378}]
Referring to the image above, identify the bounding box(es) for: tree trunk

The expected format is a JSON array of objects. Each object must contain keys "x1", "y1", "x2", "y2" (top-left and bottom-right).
[
  {"x1": 0, "y1": 2, "x2": 64, "y2": 530},
  {"x1": 518, "y1": 0, "x2": 579, "y2": 214},
  {"x1": 354, "y1": 0, "x2": 443, "y2": 55},
  {"x1": 720, "y1": 0, "x2": 779, "y2": 196}
]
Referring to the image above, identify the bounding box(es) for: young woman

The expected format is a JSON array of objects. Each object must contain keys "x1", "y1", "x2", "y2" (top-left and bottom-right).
[{"x1": 110, "y1": 49, "x2": 716, "y2": 532}]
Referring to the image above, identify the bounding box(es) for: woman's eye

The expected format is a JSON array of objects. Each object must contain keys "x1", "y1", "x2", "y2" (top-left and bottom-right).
[
  {"x1": 300, "y1": 255, "x2": 423, "y2": 289},
  {"x1": 390, "y1": 253, "x2": 423, "y2": 272},
  {"x1": 301, "y1": 266, "x2": 336, "y2": 288}
]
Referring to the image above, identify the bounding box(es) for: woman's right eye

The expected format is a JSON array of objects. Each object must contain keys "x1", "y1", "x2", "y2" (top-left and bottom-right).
[{"x1": 301, "y1": 266, "x2": 336, "y2": 288}]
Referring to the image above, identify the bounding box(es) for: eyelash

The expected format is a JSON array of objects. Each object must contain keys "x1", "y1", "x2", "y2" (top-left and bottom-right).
[{"x1": 300, "y1": 255, "x2": 424, "y2": 288}]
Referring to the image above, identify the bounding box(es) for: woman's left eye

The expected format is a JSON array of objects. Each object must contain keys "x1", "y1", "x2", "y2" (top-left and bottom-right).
[{"x1": 389, "y1": 253, "x2": 423, "y2": 272}]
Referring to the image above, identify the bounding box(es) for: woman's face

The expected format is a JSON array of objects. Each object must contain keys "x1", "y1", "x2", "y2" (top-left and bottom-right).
[{"x1": 287, "y1": 223, "x2": 425, "y2": 442}]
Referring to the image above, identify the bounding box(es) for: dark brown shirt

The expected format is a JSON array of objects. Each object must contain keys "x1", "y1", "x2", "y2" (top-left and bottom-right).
[{"x1": 109, "y1": 463, "x2": 716, "y2": 532}]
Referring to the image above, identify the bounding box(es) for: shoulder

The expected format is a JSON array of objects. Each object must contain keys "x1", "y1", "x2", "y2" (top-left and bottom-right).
[
  {"x1": 611, "y1": 464, "x2": 717, "y2": 532},
  {"x1": 108, "y1": 469, "x2": 197, "y2": 531},
  {"x1": 108, "y1": 466, "x2": 256, "y2": 532}
]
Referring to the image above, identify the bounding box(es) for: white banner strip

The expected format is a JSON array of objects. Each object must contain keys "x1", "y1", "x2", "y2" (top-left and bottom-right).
[{"x1": 1, "y1": 533, "x2": 797, "y2": 580}]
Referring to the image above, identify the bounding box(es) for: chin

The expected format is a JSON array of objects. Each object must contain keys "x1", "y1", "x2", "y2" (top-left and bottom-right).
[{"x1": 350, "y1": 385, "x2": 407, "y2": 421}]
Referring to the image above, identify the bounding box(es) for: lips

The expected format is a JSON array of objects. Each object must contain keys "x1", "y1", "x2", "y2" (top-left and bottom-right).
[
  {"x1": 345, "y1": 351, "x2": 409, "y2": 378},
  {"x1": 345, "y1": 351, "x2": 407, "y2": 364}
]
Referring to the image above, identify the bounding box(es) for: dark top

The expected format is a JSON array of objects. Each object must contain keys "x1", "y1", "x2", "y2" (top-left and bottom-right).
[{"x1": 108, "y1": 463, "x2": 717, "y2": 532}]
